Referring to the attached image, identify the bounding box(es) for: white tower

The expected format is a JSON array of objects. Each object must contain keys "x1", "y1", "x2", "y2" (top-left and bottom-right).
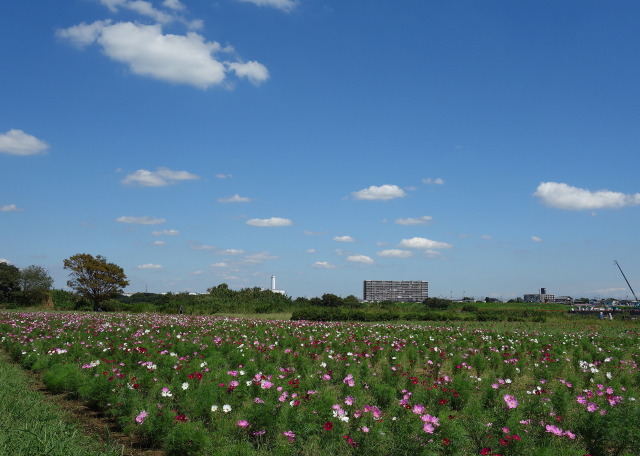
[{"x1": 271, "y1": 275, "x2": 276, "y2": 291}]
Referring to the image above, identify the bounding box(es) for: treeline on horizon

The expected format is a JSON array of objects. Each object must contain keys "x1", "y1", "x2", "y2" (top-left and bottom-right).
[{"x1": 34, "y1": 287, "x2": 560, "y2": 323}]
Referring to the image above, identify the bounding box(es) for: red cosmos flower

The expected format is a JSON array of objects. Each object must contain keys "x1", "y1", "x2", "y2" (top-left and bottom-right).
[
  {"x1": 439, "y1": 399, "x2": 448, "y2": 405},
  {"x1": 480, "y1": 448, "x2": 491, "y2": 455},
  {"x1": 324, "y1": 422, "x2": 333, "y2": 431},
  {"x1": 442, "y1": 438, "x2": 451, "y2": 445},
  {"x1": 174, "y1": 414, "x2": 188, "y2": 422},
  {"x1": 288, "y1": 379, "x2": 300, "y2": 388}
]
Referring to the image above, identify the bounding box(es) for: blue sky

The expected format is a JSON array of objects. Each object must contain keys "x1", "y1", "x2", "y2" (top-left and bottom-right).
[{"x1": 2, "y1": 0, "x2": 640, "y2": 300}]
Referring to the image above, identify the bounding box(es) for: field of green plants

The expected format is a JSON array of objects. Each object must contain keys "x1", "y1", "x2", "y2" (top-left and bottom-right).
[{"x1": 1, "y1": 311, "x2": 639, "y2": 456}]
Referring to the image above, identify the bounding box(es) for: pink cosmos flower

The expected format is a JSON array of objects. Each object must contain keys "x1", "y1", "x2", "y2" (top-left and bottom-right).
[
  {"x1": 343, "y1": 374, "x2": 355, "y2": 387},
  {"x1": 545, "y1": 424, "x2": 563, "y2": 436},
  {"x1": 135, "y1": 410, "x2": 148, "y2": 424},
  {"x1": 421, "y1": 414, "x2": 440, "y2": 427},
  {"x1": 237, "y1": 420, "x2": 249, "y2": 427},
  {"x1": 283, "y1": 430, "x2": 295, "y2": 442},
  {"x1": 423, "y1": 422, "x2": 435, "y2": 433},
  {"x1": 412, "y1": 404, "x2": 425, "y2": 415},
  {"x1": 586, "y1": 402, "x2": 598, "y2": 413},
  {"x1": 503, "y1": 394, "x2": 518, "y2": 409}
]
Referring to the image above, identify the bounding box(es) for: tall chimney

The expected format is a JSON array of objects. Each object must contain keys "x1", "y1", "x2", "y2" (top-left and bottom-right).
[{"x1": 271, "y1": 275, "x2": 276, "y2": 291}]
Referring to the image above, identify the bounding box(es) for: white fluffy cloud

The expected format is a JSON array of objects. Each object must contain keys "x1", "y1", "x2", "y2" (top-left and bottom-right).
[
  {"x1": 398, "y1": 237, "x2": 453, "y2": 249},
  {"x1": 352, "y1": 184, "x2": 406, "y2": 201},
  {"x1": 122, "y1": 167, "x2": 199, "y2": 186},
  {"x1": 312, "y1": 261, "x2": 337, "y2": 269},
  {"x1": 395, "y1": 216, "x2": 432, "y2": 226},
  {"x1": 236, "y1": 0, "x2": 298, "y2": 12},
  {"x1": 57, "y1": 21, "x2": 268, "y2": 89},
  {"x1": 218, "y1": 194, "x2": 252, "y2": 203},
  {"x1": 377, "y1": 249, "x2": 413, "y2": 258},
  {"x1": 228, "y1": 61, "x2": 270, "y2": 85},
  {"x1": 137, "y1": 263, "x2": 162, "y2": 269},
  {"x1": 530, "y1": 236, "x2": 543, "y2": 242},
  {"x1": 533, "y1": 182, "x2": 640, "y2": 210},
  {"x1": 333, "y1": 235, "x2": 354, "y2": 242},
  {"x1": 116, "y1": 215, "x2": 166, "y2": 225},
  {"x1": 347, "y1": 255, "x2": 374, "y2": 265},
  {"x1": 1, "y1": 204, "x2": 22, "y2": 212},
  {"x1": 0, "y1": 129, "x2": 49, "y2": 156},
  {"x1": 246, "y1": 217, "x2": 292, "y2": 227}
]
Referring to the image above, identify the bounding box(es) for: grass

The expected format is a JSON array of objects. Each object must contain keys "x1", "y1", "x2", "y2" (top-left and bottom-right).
[{"x1": 0, "y1": 351, "x2": 124, "y2": 456}]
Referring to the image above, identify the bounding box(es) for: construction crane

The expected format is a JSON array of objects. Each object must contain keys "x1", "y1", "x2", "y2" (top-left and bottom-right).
[{"x1": 614, "y1": 260, "x2": 639, "y2": 306}]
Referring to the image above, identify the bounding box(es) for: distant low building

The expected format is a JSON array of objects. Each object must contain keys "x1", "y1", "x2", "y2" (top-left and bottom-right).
[
  {"x1": 363, "y1": 280, "x2": 428, "y2": 302},
  {"x1": 554, "y1": 296, "x2": 573, "y2": 304},
  {"x1": 523, "y1": 288, "x2": 555, "y2": 303}
]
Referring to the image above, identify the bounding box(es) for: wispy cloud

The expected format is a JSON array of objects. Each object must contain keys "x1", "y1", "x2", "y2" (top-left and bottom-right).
[
  {"x1": 352, "y1": 184, "x2": 406, "y2": 201},
  {"x1": 137, "y1": 263, "x2": 163, "y2": 269},
  {"x1": 1, "y1": 204, "x2": 22, "y2": 212},
  {"x1": 533, "y1": 182, "x2": 640, "y2": 210},
  {"x1": 243, "y1": 252, "x2": 279, "y2": 263},
  {"x1": 246, "y1": 217, "x2": 292, "y2": 227},
  {"x1": 333, "y1": 235, "x2": 354, "y2": 242},
  {"x1": 116, "y1": 215, "x2": 166, "y2": 225},
  {"x1": 151, "y1": 229, "x2": 179, "y2": 236},
  {"x1": 422, "y1": 177, "x2": 444, "y2": 185},
  {"x1": 218, "y1": 194, "x2": 252, "y2": 203},
  {"x1": 395, "y1": 216, "x2": 432, "y2": 226},
  {"x1": 0, "y1": 129, "x2": 49, "y2": 156},
  {"x1": 530, "y1": 236, "x2": 542, "y2": 242},
  {"x1": 236, "y1": 0, "x2": 298, "y2": 12},
  {"x1": 398, "y1": 237, "x2": 453, "y2": 249},
  {"x1": 377, "y1": 249, "x2": 413, "y2": 258},
  {"x1": 122, "y1": 167, "x2": 199, "y2": 186},
  {"x1": 218, "y1": 249, "x2": 244, "y2": 255},
  {"x1": 312, "y1": 261, "x2": 337, "y2": 269}
]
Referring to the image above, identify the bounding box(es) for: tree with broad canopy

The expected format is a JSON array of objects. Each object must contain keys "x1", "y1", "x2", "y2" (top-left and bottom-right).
[{"x1": 63, "y1": 254, "x2": 128, "y2": 311}]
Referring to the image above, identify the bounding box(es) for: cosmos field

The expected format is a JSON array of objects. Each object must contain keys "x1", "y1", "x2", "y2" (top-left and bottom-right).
[{"x1": 1, "y1": 311, "x2": 639, "y2": 456}]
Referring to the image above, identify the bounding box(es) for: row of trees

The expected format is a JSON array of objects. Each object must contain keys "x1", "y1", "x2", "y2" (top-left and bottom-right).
[
  {"x1": 0, "y1": 254, "x2": 128, "y2": 310},
  {"x1": 0, "y1": 263, "x2": 54, "y2": 307}
]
